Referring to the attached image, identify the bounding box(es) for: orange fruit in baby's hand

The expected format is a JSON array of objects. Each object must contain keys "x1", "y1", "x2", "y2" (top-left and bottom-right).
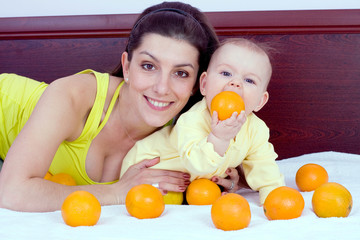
[
  {"x1": 263, "y1": 186, "x2": 305, "y2": 220},
  {"x1": 186, "y1": 179, "x2": 221, "y2": 205},
  {"x1": 210, "y1": 91, "x2": 245, "y2": 120},
  {"x1": 48, "y1": 173, "x2": 77, "y2": 186},
  {"x1": 61, "y1": 190, "x2": 101, "y2": 227},
  {"x1": 296, "y1": 163, "x2": 328, "y2": 192},
  {"x1": 312, "y1": 182, "x2": 352, "y2": 218},
  {"x1": 125, "y1": 184, "x2": 165, "y2": 219},
  {"x1": 211, "y1": 193, "x2": 251, "y2": 231}
]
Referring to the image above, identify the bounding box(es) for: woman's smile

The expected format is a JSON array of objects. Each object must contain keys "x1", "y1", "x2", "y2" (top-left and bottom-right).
[{"x1": 145, "y1": 96, "x2": 172, "y2": 110}]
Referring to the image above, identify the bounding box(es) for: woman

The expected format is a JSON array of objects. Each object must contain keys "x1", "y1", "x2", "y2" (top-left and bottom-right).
[{"x1": 0, "y1": 2, "x2": 219, "y2": 212}]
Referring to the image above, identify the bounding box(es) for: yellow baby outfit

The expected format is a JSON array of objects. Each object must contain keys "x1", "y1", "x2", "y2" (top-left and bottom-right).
[
  {"x1": 0, "y1": 70, "x2": 123, "y2": 185},
  {"x1": 121, "y1": 98, "x2": 285, "y2": 204}
]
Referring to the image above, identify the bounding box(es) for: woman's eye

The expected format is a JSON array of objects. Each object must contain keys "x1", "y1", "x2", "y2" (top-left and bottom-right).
[
  {"x1": 221, "y1": 71, "x2": 232, "y2": 77},
  {"x1": 142, "y1": 63, "x2": 155, "y2": 71},
  {"x1": 175, "y1": 71, "x2": 189, "y2": 78}
]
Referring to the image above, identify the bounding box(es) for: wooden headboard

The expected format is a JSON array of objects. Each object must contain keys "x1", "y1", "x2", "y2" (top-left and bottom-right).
[{"x1": 1, "y1": 9, "x2": 359, "y2": 160}]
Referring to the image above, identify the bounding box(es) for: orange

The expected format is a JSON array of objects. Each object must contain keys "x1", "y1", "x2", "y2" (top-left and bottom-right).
[
  {"x1": 48, "y1": 173, "x2": 77, "y2": 186},
  {"x1": 125, "y1": 184, "x2": 165, "y2": 219},
  {"x1": 163, "y1": 191, "x2": 184, "y2": 205},
  {"x1": 44, "y1": 172, "x2": 52, "y2": 180},
  {"x1": 263, "y1": 186, "x2": 305, "y2": 220},
  {"x1": 312, "y1": 182, "x2": 352, "y2": 218},
  {"x1": 61, "y1": 190, "x2": 101, "y2": 227},
  {"x1": 210, "y1": 91, "x2": 245, "y2": 120},
  {"x1": 211, "y1": 193, "x2": 251, "y2": 231},
  {"x1": 186, "y1": 179, "x2": 221, "y2": 205},
  {"x1": 296, "y1": 163, "x2": 328, "y2": 191}
]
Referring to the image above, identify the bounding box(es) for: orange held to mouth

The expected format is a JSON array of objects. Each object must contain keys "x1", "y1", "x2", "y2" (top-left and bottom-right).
[{"x1": 210, "y1": 91, "x2": 245, "y2": 120}]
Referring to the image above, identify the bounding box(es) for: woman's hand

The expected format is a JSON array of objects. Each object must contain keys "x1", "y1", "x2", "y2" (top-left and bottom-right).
[
  {"x1": 116, "y1": 157, "x2": 191, "y2": 203},
  {"x1": 211, "y1": 166, "x2": 250, "y2": 193}
]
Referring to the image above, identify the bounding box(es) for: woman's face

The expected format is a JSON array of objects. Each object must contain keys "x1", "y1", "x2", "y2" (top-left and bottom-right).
[{"x1": 122, "y1": 33, "x2": 199, "y2": 127}]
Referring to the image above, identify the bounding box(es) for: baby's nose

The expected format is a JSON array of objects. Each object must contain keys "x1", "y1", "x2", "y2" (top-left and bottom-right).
[{"x1": 228, "y1": 81, "x2": 241, "y2": 88}]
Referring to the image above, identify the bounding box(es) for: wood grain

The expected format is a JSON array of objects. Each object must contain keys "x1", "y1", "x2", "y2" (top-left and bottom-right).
[{"x1": 0, "y1": 10, "x2": 359, "y2": 159}]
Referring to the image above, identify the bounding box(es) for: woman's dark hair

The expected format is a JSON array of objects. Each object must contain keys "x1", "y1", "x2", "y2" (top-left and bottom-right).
[{"x1": 112, "y1": 1, "x2": 219, "y2": 113}]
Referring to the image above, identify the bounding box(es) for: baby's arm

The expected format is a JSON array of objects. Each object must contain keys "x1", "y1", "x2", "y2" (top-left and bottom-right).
[
  {"x1": 208, "y1": 111, "x2": 246, "y2": 156},
  {"x1": 241, "y1": 117, "x2": 285, "y2": 204},
  {"x1": 120, "y1": 126, "x2": 173, "y2": 177}
]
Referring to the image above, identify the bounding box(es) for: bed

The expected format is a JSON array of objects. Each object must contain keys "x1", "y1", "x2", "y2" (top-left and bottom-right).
[
  {"x1": 0, "y1": 151, "x2": 359, "y2": 239},
  {"x1": 0, "y1": 9, "x2": 359, "y2": 239}
]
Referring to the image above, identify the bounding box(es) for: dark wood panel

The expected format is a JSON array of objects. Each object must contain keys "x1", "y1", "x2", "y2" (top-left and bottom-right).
[
  {"x1": 1, "y1": 9, "x2": 360, "y2": 39},
  {"x1": 244, "y1": 34, "x2": 360, "y2": 159},
  {"x1": 0, "y1": 10, "x2": 359, "y2": 159},
  {"x1": 0, "y1": 38, "x2": 126, "y2": 82}
]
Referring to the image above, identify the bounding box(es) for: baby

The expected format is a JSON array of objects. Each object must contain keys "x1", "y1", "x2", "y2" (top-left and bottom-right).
[{"x1": 121, "y1": 38, "x2": 284, "y2": 204}]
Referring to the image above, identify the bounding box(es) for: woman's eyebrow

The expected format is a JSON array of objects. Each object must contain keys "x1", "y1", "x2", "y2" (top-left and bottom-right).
[{"x1": 139, "y1": 50, "x2": 195, "y2": 69}]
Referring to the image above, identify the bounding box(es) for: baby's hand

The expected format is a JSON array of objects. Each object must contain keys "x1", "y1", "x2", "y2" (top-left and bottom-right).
[{"x1": 211, "y1": 111, "x2": 246, "y2": 141}]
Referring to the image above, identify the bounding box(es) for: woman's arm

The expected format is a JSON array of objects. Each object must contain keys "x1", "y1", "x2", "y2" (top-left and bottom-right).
[
  {"x1": 0, "y1": 74, "x2": 190, "y2": 211},
  {"x1": 0, "y1": 74, "x2": 102, "y2": 211}
]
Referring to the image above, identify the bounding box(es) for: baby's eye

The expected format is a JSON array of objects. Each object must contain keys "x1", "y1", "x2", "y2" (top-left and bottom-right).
[
  {"x1": 221, "y1": 71, "x2": 232, "y2": 77},
  {"x1": 175, "y1": 71, "x2": 189, "y2": 78},
  {"x1": 245, "y1": 78, "x2": 255, "y2": 84},
  {"x1": 142, "y1": 63, "x2": 155, "y2": 71}
]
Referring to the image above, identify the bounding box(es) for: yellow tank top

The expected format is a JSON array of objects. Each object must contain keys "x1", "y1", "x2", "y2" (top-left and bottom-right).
[{"x1": 0, "y1": 69, "x2": 123, "y2": 185}]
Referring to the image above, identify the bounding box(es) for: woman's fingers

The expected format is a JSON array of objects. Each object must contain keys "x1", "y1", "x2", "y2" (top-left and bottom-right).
[{"x1": 126, "y1": 158, "x2": 191, "y2": 193}]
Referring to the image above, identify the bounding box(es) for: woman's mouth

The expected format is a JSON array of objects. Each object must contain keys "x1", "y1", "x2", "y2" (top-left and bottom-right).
[{"x1": 146, "y1": 96, "x2": 172, "y2": 110}]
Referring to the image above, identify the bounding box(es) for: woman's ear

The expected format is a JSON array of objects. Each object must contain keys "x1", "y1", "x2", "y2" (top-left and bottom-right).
[
  {"x1": 199, "y1": 72, "x2": 208, "y2": 96},
  {"x1": 121, "y1": 52, "x2": 130, "y2": 78},
  {"x1": 254, "y1": 91, "x2": 269, "y2": 112}
]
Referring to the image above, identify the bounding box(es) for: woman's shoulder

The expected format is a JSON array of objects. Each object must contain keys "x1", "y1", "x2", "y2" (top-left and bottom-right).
[{"x1": 48, "y1": 70, "x2": 121, "y2": 103}]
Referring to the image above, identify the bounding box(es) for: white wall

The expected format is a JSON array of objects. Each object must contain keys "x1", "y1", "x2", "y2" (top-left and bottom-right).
[{"x1": 1, "y1": 0, "x2": 359, "y2": 18}]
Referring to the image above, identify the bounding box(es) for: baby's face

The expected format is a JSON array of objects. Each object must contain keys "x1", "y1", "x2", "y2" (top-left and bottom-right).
[{"x1": 200, "y1": 43, "x2": 271, "y2": 115}]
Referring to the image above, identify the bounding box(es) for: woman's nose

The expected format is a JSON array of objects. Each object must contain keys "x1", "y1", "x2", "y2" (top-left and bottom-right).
[{"x1": 153, "y1": 74, "x2": 170, "y2": 95}]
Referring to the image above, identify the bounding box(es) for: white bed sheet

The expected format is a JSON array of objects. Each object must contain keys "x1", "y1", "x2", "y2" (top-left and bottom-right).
[{"x1": 0, "y1": 151, "x2": 359, "y2": 240}]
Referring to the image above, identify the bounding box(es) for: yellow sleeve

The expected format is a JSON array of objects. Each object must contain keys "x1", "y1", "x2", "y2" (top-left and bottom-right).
[
  {"x1": 242, "y1": 115, "x2": 285, "y2": 204},
  {"x1": 174, "y1": 100, "x2": 228, "y2": 179},
  {"x1": 120, "y1": 126, "x2": 187, "y2": 177}
]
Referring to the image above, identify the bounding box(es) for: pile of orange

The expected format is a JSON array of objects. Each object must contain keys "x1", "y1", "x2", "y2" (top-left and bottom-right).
[
  {"x1": 47, "y1": 173, "x2": 77, "y2": 186},
  {"x1": 163, "y1": 191, "x2": 184, "y2": 205},
  {"x1": 295, "y1": 163, "x2": 352, "y2": 218},
  {"x1": 211, "y1": 193, "x2": 251, "y2": 231},
  {"x1": 263, "y1": 186, "x2": 305, "y2": 220},
  {"x1": 210, "y1": 91, "x2": 245, "y2": 120},
  {"x1": 125, "y1": 184, "x2": 165, "y2": 219},
  {"x1": 312, "y1": 182, "x2": 352, "y2": 218},
  {"x1": 186, "y1": 179, "x2": 221, "y2": 205},
  {"x1": 296, "y1": 163, "x2": 328, "y2": 191},
  {"x1": 61, "y1": 190, "x2": 101, "y2": 227},
  {"x1": 44, "y1": 172, "x2": 52, "y2": 180}
]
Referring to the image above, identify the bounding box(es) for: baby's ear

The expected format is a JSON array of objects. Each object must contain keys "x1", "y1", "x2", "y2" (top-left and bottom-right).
[
  {"x1": 254, "y1": 91, "x2": 269, "y2": 112},
  {"x1": 199, "y1": 72, "x2": 208, "y2": 96}
]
